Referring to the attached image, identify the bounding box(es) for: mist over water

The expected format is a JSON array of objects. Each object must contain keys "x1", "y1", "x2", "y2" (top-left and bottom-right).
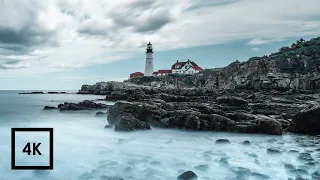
[{"x1": 0, "y1": 91, "x2": 319, "y2": 180}]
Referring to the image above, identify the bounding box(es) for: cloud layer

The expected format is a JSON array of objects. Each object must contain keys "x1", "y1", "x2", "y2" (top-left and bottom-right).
[{"x1": 0, "y1": 0, "x2": 320, "y2": 75}]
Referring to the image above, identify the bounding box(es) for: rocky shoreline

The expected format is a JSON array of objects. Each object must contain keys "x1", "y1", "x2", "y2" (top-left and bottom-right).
[
  {"x1": 20, "y1": 91, "x2": 75, "y2": 94},
  {"x1": 73, "y1": 81, "x2": 320, "y2": 135}
]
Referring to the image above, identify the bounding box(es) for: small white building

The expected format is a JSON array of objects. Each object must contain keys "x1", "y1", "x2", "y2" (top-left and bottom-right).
[{"x1": 171, "y1": 59, "x2": 203, "y2": 74}]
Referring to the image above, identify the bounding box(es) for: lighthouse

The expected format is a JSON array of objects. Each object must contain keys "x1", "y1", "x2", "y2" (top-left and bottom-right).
[{"x1": 144, "y1": 42, "x2": 154, "y2": 76}]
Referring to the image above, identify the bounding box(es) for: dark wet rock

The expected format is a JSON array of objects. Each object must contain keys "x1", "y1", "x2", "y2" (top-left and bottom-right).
[
  {"x1": 242, "y1": 140, "x2": 250, "y2": 145},
  {"x1": 251, "y1": 172, "x2": 270, "y2": 179},
  {"x1": 219, "y1": 157, "x2": 229, "y2": 165},
  {"x1": 312, "y1": 170, "x2": 320, "y2": 179},
  {"x1": 305, "y1": 161, "x2": 318, "y2": 167},
  {"x1": 266, "y1": 148, "x2": 282, "y2": 154},
  {"x1": 232, "y1": 115, "x2": 282, "y2": 135},
  {"x1": 284, "y1": 163, "x2": 296, "y2": 170},
  {"x1": 217, "y1": 96, "x2": 248, "y2": 107},
  {"x1": 290, "y1": 168, "x2": 309, "y2": 175},
  {"x1": 288, "y1": 105, "x2": 320, "y2": 134},
  {"x1": 247, "y1": 94, "x2": 256, "y2": 99},
  {"x1": 177, "y1": 171, "x2": 198, "y2": 180},
  {"x1": 267, "y1": 138, "x2": 277, "y2": 142},
  {"x1": 193, "y1": 165, "x2": 210, "y2": 171},
  {"x1": 215, "y1": 139, "x2": 231, "y2": 144},
  {"x1": 294, "y1": 175, "x2": 308, "y2": 180},
  {"x1": 298, "y1": 152, "x2": 314, "y2": 162},
  {"x1": 79, "y1": 172, "x2": 93, "y2": 180},
  {"x1": 150, "y1": 161, "x2": 161, "y2": 166},
  {"x1": 104, "y1": 124, "x2": 112, "y2": 128},
  {"x1": 114, "y1": 115, "x2": 151, "y2": 132},
  {"x1": 43, "y1": 106, "x2": 57, "y2": 110},
  {"x1": 247, "y1": 152, "x2": 258, "y2": 158},
  {"x1": 118, "y1": 139, "x2": 128, "y2": 144},
  {"x1": 58, "y1": 100, "x2": 110, "y2": 111},
  {"x1": 289, "y1": 150, "x2": 299, "y2": 153},
  {"x1": 95, "y1": 111, "x2": 107, "y2": 117}
]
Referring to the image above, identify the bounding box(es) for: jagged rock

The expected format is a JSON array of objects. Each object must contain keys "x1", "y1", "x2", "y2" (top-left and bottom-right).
[
  {"x1": 266, "y1": 148, "x2": 282, "y2": 154},
  {"x1": 58, "y1": 100, "x2": 110, "y2": 111},
  {"x1": 298, "y1": 152, "x2": 314, "y2": 162},
  {"x1": 215, "y1": 139, "x2": 230, "y2": 144},
  {"x1": 250, "y1": 172, "x2": 270, "y2": 179},
  {"x1": 95, "y1": 111, "x2": 107, "y2": 117},
  {"x1": 242, "y1": 140, "x2": 250, "y2": 145},
  {"x1": 216, "y1": 96, "x2": 249, "y2": 107},
  {"x1": 284, "y1": 163, "x2": 296, "y2": 170},
  {"x1": 288, "y1": 105, "x2": 320, "y2": 134},
  {"x1": 108, "y1": 101, "x2": 151, "y2": 125},
  {"x1": 114, "y1": 116, "x2": 151, "y2": 132},
  {"x1": 104, "y1": 125, "x2": 112, "y2": 128},
  {"x1": 43, "y1": 106, "x2": 57, "y2": 110},
  {"x1": 312, "y1": 170, "x2": 320, "y2": 179},
  {"x1": 177, "y1": 171, "x2": 198, "y2": 180}
]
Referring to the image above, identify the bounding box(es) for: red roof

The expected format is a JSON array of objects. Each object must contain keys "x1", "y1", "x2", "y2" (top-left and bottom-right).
[
  {"x1": 130, "y1": 72, "x2": 144, "y2": 75},
  {"x1": 158, "y1": 70, "x2": 172, "y2": 73},
  {"x1": 153, "y1": 72, "x2": 158, "y2": 74},
  {"x1": 192, "y1": 66, "x2": 203, "y2": 71}
]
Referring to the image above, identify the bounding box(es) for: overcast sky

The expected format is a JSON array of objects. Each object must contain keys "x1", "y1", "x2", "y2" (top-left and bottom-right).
[{"x1": 0, "y1": 0, "x2": 320, "y2": 90}]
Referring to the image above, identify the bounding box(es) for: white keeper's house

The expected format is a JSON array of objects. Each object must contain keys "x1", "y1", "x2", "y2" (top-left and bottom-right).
[{"x1": 153, "y1": 59, "x2": 203, "y2": 76}]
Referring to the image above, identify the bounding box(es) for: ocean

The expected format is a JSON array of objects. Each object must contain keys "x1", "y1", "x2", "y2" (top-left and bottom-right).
[{"x1": 0, "y1": 91, "x2": 319, "y2": 180}]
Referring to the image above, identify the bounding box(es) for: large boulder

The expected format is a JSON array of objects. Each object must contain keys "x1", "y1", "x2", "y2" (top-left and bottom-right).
[
  {"x1": 114, "y1": 115, "x2": 151, "y2": 131},
  {"x1": 232, "y1": 115, "x2": 282, "y2": 135},
  {"x1": 107, "y1": 101, "x2": 151, "y2": 125},
  {"x1": 177, "y1": 171, "x2": 198, "y2": 180},
  {"x1": 58, "y1": 100, "x2": 110, "y2": 110},
  {"x1": 43, "y1": 106, "x2": 57, "y2": 110},
  {"x1": 287, "y1": 105, "x2": 320, "y2": 134}
]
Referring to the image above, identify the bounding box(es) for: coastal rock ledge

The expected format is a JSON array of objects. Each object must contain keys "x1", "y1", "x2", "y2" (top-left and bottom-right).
[
  {"x1": 81, "y1": 37, "x2": 320, "y2": 134},
  {"x1": 107, "y1": 99, "x2": 284, "y2": 135}
]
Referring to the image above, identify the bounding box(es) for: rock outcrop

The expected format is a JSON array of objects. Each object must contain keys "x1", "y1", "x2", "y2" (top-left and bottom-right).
[
  {"x1": 287, "y1": 105, "x2": 320, "y2": 134},
  {"x1": 106, "y1": 95, "x2": 286, "y2": 134},
  {"x1": 58, "y1": 100, "x2": 110, "y2": 111},
  {"x1": 78, "y1": 37, "x2": 320, "y2": 134}
]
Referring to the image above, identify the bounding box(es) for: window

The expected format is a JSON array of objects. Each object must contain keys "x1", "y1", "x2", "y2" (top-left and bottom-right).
[{"x1": 185, "y1": 66, "x2": 187, "y2": 69}]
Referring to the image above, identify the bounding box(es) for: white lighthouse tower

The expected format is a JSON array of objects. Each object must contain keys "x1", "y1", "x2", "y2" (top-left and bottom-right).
[{"x1": 144, "y1": 42, "x2": 154, "y2": 76}]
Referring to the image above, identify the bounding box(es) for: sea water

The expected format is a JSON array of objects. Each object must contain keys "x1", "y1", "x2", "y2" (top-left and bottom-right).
[{"x1": 0, "y1": 91, "x2": 319, "y2": 180}]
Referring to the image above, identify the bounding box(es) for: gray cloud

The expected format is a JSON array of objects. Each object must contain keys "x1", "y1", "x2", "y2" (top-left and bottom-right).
[
  {"x1": 0, "y1": 25, "x2": 56, "y2": 46},
  {"x1": 77, "y1": 23, "x2": 109, "y2": 37},
  {"x1": 0, "y1": 59, "x2": 26, "y2": 70},
  {"x1": 0, "y1": 0, "x2": 60, "y2": 70},
  {"x1": 4, "y1": 59, "x2": 22, "y2": 65},
  {"x1": 129, "y1": 0, "x2": 157, "y2": 10},
  {"x1": 135, "y1": 11, "x2": 172, "y2": 32},
  {"x1": 186, "y1": 0, "x2": 240, "y2": 11},
  {"x1": 78, "y1": 0, "x2": 172, "y2": 37}
]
